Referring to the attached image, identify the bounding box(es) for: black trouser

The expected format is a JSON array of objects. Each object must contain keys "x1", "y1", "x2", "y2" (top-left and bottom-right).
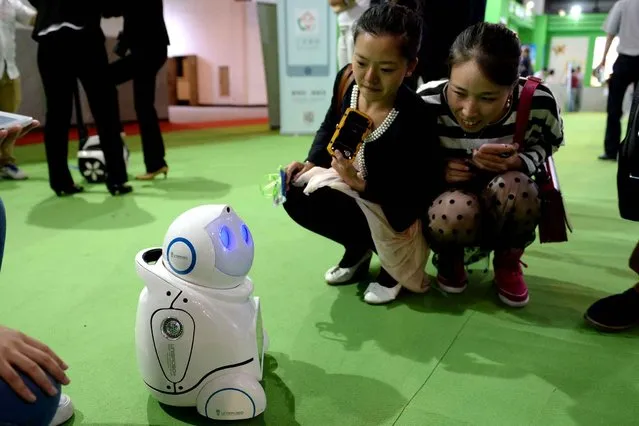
[
  {"x1": 37, "y1": 29, "x2": 128, "y2": 191},
  {"x1": 110, "y1": 46, "x2": 168, "y2": 173},
  {"x1": 604, "y1": 54, "x2": 639, "y2": 158},
  {"x1": 283, "y1": 185, "x2": 397, "y2": 286}
]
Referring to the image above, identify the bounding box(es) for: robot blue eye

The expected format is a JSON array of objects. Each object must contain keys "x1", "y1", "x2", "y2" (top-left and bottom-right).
[
  {"x1": 219, "y1": 226, "x2": 232, "y2": 250},
  {"x1": 241, "y1": 224, "x2": 252, "y2": 245}
]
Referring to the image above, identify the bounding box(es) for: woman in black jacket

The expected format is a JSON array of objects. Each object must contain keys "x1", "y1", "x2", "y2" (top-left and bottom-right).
[
  {"x1": 29, "y1": 0, "x2": 131, "y2": 196},
  {"x1": 283, "y1": 0, "x2": 444, "y2": 305}
]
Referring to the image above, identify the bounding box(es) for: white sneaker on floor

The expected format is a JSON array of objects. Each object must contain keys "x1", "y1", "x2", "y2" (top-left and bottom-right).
[
  {"x1": 325, "y1": 250, "x2": 372, "y2": 285},
  {"x1": 0, "y1": 164, "x2": 28, "y2": 180},
  {"x1": 363, "y1": 282, "x2": 402, "y2": 304},
  {"x1": 50, "y1": 393, "x2": 74, "y2": 426}
]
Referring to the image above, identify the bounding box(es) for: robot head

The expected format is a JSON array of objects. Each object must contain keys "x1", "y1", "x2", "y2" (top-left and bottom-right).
[{"x1": 162, "y1": 205, "x2": 254, "y2": 289}]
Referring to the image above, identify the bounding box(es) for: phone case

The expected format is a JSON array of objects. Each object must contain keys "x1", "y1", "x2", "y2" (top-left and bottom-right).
[{"x1": 327, "y1": 108, "x2": 373, "y2": 162}]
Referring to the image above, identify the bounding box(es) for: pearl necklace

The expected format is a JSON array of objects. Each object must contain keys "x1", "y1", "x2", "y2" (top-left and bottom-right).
[{"x1": 350, "y1": 85, "x2": 399, "y2": 177}]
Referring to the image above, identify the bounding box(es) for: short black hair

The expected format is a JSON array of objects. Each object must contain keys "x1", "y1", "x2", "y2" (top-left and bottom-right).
[{"x1": 449, "y1": 22, "x2": 521, "y2": 87}]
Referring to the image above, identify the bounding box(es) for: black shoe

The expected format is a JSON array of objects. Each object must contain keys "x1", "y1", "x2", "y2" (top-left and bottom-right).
[
  {"x1": 598, "y1": 154, "x2": 617, "y2": 161},
  {"x1": 107, "y1": 183, "x2": 133, "y2": 196},
  {"x1": 584, "y1": 287, "x2": 639, "y2": 332},
  {"x1": 54, "y1": 184, "x2": 84, "y2": 197}
]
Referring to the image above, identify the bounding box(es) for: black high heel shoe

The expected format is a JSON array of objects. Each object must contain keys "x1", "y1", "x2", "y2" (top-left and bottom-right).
[
  {"x1": 54, "y1": 185, "x2": 84, "y2": 197},
  {"x1": 107, "y1": 183, "x2": 133, "y2": 196}
]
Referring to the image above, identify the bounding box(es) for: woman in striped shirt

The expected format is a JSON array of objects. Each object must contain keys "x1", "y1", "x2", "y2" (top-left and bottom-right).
[{"x1": 417, "y1": 22, "x2": 564, "y2": 307}]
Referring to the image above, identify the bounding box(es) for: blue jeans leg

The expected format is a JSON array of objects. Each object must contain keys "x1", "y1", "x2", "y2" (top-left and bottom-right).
[{"x1": 0, "y1": 372, "x2": 61, "y2": 425}]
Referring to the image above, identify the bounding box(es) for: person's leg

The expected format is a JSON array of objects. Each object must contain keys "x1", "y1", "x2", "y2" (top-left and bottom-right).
[
  {"x1": 36, "y1": 39, "x2": 79, "y2": 194},
  {"x1": 427, "y1": 189, "x2": 483, "y2": 293},
  {"x1": 0, "y1": 73, "x2": 13, "y2": 167},
  {"x1": 0, "y1": 75, "x2": 28, "y2": 180},
  {"x1": 283, "y1": 185, "x2": 379, "y2": 283},
  {"x1": 602, "y1": 55, "x2": 635, "y2": 160},
  {"x1": 131, "y1": 48, "x2": 168, "y2": 176},
  {"x1": 77, "y1": 32, "x2": 130, "y2": 194},
  {"x1": 0, "y1": 373, "x2": 61, "y2": 425},
  {"x1": 584, "y1": 240, "x2": 639, "y2": 332},
  {"x1": 337, "y1": 25, "x2": 350, "y2": 69},
  {"x1": 0, "y1": 197, "x2": 5, "y2": 271},
  {"x1": 481, "y1": 171, "x2": 541, "y2": 307}
]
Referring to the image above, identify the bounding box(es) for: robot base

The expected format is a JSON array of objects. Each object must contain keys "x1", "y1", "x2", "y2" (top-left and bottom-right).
[{"x1": 196, "y1": 373, "x2": 266, "y2": 420}]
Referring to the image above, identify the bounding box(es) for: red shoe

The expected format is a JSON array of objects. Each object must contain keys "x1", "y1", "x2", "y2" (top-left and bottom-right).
[
  {"x1": 493, "y1": 249, "x2": 529, "y2": 307},
  {"x1": 436, "y1": 253, "x2": 468, "y2": 293}
]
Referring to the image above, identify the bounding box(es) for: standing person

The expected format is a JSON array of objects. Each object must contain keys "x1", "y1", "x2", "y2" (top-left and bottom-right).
[
  {"x1": 104, "y1": 0, "x2": 171, "y2": 180},
  {"x1": 0, "y1": 0, "x2": 36, "y2": 180},
  {"x1": 0, "y1": 125, "x2": 74, "y2": 426},
  {"x1": 28, "y1": 0, "x2": 132, "y2": 196},
  {"x1": 330, "y1": 0, "x2": 371, "y2": 70},
  {"x1": 519, "y1": 46, "x2": 533, "y2": 77},
  {"x1": 595, "y1": 0, "x2": 639, "y2": 161},
  {"x1": 418, "y1": 23, "x2": 565, "y2": 307},
  {"x1": 406, "y1": 0, "x2": 487, "y2": 90}
]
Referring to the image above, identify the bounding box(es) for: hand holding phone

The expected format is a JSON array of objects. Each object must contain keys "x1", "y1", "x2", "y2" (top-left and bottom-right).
[{"x1": 471, "y1": 143, "x2": 520, "y2": 172}]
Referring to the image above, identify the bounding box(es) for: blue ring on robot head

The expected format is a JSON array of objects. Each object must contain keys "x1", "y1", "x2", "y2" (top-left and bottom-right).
[{"x1": 166, "y1": 237, "x2": 197, "y2": 275}]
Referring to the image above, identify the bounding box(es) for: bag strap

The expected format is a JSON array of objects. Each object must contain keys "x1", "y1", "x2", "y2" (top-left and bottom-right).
[
  {"x1": 514, "y1": 76, "x2": 542, "y2": 147},
  {"x1": 334, "y1": 64, "x2": 355, "y2": 116}
]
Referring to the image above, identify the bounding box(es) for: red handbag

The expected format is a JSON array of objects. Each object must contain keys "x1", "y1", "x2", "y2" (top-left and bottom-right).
[{"x1": 515, "y1": 77, "x2": 573, "y2": 243}]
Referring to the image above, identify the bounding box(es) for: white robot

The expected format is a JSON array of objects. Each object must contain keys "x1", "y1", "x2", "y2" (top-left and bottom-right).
[{"x1": 134, "y1": 205, "x2": 268, "y2": 420}]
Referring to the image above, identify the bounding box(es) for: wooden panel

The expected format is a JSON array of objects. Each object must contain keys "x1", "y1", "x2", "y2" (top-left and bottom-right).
[
  {"x1": 167, "y1": 55, "x2": 199, "y2": 106},
  {"x1": 219, "y1": 66, "x2": 230, "y2": 97}
]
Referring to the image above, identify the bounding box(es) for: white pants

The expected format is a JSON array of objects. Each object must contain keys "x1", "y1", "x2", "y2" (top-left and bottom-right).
[{"x1": 337, "y1": 24, "x2": 355, "y2": 69}]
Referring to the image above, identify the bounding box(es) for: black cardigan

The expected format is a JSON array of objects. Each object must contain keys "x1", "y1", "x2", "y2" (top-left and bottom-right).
[{"x1": 306, "y1": 66, "x2": 445, "y2": 232}]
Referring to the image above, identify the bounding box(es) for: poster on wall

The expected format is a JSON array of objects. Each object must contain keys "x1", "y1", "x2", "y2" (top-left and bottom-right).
[
  {"x1": 548, "y1": 36, "x2": 589, "y2": 85},
  {"x1": 277, "y1": 0, "x2": 337, "y2": 134}
]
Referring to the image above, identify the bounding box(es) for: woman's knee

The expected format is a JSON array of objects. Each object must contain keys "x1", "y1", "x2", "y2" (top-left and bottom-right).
[
  {"x1": 427, "y1": 190, "x2": 482, "y2": 247},
  {"x1": 0, "y1": 373, "x2": 61, "y2": 425},
  {"x1": 482, "y1": 171, "x2": 541, "y2": 234}
]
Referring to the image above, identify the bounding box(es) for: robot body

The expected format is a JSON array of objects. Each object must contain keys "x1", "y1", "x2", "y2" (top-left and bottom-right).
[{"x1": 135, "y1": 205, "x2": 267, "y2": 420}]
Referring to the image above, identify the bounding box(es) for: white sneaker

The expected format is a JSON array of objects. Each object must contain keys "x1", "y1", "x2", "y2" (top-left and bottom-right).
[
  {"x1": 324, "y1": 250, "x2": 373, "y2": 285},
  {"x1": 50, "y1": 393, "x2": 74, "y2": 426},
  {"x1": 0, "y1": 164, "x2": 28, "y2": 180},
  {"x1": 363, "y1": 282, "x2": 402, "y2": 305}
]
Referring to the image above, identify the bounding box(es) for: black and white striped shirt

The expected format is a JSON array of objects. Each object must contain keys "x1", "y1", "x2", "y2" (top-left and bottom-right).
[{"x1": 417, "y1": 78, "x2": 564, "y2": 175}]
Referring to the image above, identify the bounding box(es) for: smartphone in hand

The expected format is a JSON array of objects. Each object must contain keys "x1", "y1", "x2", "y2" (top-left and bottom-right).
[{"x1": 327, "y1": 108, "x2": 373, "y2": 162}]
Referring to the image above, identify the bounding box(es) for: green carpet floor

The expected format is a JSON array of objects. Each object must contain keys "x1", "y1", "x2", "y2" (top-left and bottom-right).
[{"x1": 1, "y1": 113, "x2": 639, "y2": 425}]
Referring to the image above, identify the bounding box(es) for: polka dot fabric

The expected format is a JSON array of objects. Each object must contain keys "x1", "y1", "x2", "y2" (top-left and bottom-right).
[{"x1": 427, "y1": 171, "x2": 540, "y2": 249}]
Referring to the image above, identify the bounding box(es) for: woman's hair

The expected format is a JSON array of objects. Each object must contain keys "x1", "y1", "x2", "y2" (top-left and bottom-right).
[
  {"x1": 449, "y1": 22, "x2": 522, "y2": 87},
  {"x1": 353, "y1": 0, "x2": 423, "y2": 61}
]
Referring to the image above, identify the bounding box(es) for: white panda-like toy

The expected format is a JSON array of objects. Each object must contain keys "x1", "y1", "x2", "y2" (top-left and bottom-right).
[
  {"x1": 134, "y1": 205, "x2": 268, "y2": 420},
  {"x1": 77, "y1": 134, "x2": 129, "y2": 184}
]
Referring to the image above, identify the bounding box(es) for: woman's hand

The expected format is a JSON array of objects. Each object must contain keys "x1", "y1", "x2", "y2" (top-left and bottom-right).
[
  {"x1": 471, "y1": 143, "x2": 522, "y2": 173},
  {"x1": 445, "y1": 158, "x2": 474, "y2": 183},
  {"x1": 332, "y1": 151, "x2": 365, "y2": 192},
  {"x1": 0, "y1": 120, "x2": 40, "y2": 145},
  {"x1": 285, "y1": 160, "x2": 315, "y2": 189},
  {"x1": 0, "y1": 326, "x2": 70, "y2": 402}
]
